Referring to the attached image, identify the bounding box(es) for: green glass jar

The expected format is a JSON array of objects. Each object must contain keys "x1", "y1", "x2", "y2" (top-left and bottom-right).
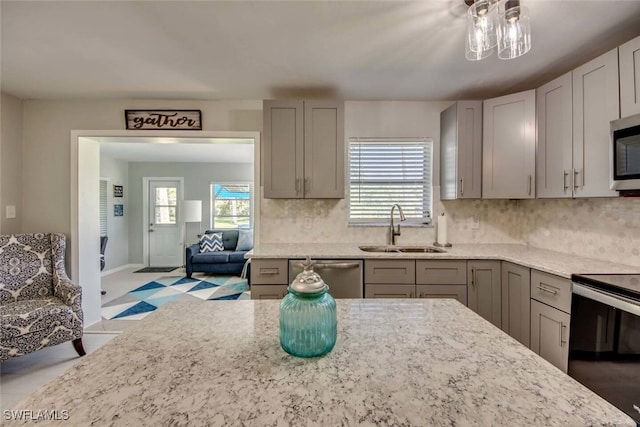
[{"x1": 279, "y1": 257, "x2": 337, "y2": 358}]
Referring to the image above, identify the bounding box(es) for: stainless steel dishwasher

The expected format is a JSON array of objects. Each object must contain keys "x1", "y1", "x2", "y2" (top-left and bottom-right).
[{"x1": 289, "y1": 260, "x2": 363, "y2": 298}]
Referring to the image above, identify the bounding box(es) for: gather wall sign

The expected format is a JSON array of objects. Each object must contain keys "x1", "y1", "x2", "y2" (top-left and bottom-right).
[{"x1": 125, "y1": 109, "x2": 202, "y2": 130}]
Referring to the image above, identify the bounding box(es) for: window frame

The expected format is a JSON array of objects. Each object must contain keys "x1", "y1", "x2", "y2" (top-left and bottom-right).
[
  {"x1": 348, "y1": 137, "x2": 433, "y2": 227},
  {"x1": 210, "y1": 182, "x2": 254, "y2": 230}
]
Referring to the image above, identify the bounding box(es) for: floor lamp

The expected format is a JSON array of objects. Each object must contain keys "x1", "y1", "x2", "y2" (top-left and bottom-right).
[{"x1": 180, "y1": 200, "x2": 202, "y2": 266}]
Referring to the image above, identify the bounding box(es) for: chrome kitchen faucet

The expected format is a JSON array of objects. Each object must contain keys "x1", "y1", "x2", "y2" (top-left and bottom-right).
[{"x1": 389, "y1": 204, "x2": 406, "y2": 245}]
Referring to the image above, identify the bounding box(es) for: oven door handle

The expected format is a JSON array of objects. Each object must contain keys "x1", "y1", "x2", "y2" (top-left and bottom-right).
[{"x1": 572, "y1": 283, "x2": 640, "y2": 317}]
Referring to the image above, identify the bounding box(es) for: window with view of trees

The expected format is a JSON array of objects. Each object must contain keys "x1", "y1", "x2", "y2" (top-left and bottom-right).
[
  {"x1": 211, "y1": 183, "x2": 253, "y2": 229},
  {"x1": 348, "y1": 138, "x2": 433, "y2": 225}
]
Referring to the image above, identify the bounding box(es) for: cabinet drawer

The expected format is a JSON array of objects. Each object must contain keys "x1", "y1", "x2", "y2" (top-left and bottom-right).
[
  {"x1": 364, "y1": 260, "x2": 415, "y2": 284},
  {"x1": 416, "y1": 260, "x2": 467, "y2": 284},
  {"x1": 530, "y1": 270, "x2": 571, "y2": 313},
  {"x1": 251, "y1": 259, "x2": 288, "y2": 284},
  {"x1": 250, "y1": 285, "x2": 288, "y2": 300},
  {"x1": 416, "y1": 284, "x2": 467, "y2": 306},
  {"x1": 365, "y1": 284, "x2": 415, "y2": 298}
]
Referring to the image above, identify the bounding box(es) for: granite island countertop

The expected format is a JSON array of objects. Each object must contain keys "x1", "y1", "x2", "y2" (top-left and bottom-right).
[
  {"x1": 248, "y1": 243, "x2": 640, "y2": 278},
  {"x1": 8, "y1": 299, "x2": 634, "y2": 426}
]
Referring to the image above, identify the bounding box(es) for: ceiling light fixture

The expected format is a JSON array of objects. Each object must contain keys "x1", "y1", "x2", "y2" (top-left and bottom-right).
[{"x1": 464, "y1": 0, "x2": 531, "y2": 61}]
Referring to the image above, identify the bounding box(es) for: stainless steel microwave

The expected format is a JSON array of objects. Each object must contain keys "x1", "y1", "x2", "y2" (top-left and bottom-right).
[{"x1": 611, "y1": 113, "x2": 640, "y2": 191}]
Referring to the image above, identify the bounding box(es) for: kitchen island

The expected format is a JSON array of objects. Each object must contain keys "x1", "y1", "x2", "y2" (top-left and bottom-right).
[{"x1": 7, "y1": 299, "x2": 634, "y2": 426}]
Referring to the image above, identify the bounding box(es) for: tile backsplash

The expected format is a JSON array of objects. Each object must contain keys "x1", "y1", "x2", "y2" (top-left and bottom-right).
[{"x1": 259, "y1": 190, "x2": 640, "y2": 268}]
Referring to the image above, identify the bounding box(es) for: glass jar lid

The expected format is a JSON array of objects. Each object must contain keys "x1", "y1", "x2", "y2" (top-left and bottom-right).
[{"x1": 290, "y1": 256, "x2": 327, "y2": 294}]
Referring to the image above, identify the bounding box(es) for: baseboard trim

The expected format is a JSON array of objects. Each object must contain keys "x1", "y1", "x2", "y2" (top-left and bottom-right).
[{"x1": 101, "y1": 264, "x2": 144, "y2": 277}]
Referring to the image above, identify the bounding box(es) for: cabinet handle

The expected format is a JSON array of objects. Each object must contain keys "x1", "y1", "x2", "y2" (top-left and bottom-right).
[
  {"x1": 536, "y1": 284, "x2": 558, "y2": 295},
  {"x1": 560, "y1": 322, "x2": 567, "y2": 346},
  {"x1": 528, "y1": 175, "x2": 532, "y2": 195},
  {"x1": 409, "y1": 292, "x2": 414, "y2": 298},
  {"x1": 460, "y1": 178, "x2": 464, "y2": 197},
  {"x1": 418, "y1": 292, "x2": 423, "y2": 298},
  {"x1": 259, "y1": 268, "x2": 280, "y2": 275},
  {"x1": 471, "y1": 268, "x2": 475, "y2": 288},
  {"x1": 295, "y1": 178, "x2": 302, "y2": 195},
  {"x1": 563, "y1": 170, "x2": 569, "y2": 191},
  {"x1": 304, "y1": 177, "x2": 310, "y2": 194},
  {"x1": 573, "y1": 169, "x2": 580, "y2": 191}
]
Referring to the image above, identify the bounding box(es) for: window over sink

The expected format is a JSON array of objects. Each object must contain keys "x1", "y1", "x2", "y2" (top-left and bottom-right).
[{"x1": 348, "y1": 138, "x2": 433, "y2": 226}]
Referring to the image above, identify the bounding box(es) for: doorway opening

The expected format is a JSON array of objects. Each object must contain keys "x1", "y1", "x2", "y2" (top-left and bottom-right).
[{"x1": 71, "y1": 131, "x2": 261, "y2": 327}]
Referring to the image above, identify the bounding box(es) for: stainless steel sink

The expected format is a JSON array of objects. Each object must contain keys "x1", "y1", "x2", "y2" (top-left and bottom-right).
[{"x1": 358, "y1": 245, "x2": 446, "y2": 254}]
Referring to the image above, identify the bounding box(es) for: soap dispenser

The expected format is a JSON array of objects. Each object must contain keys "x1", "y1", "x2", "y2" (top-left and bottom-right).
[{"x1": 279, "y1": 256, "x2": 337, "y2": 358}]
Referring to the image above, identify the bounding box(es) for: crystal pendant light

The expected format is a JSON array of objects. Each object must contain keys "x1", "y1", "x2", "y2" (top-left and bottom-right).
[
  {"x1": 497, "y1": 1, "x2": 532, "y2": 60},
  {"x1": 465, "y1": 0, "x2": 499, "y2": 61}
]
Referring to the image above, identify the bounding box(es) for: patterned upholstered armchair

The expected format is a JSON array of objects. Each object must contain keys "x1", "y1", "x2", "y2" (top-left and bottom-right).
[{"x1": 0, "y1": 233, "x2": 85, "y2": 362}]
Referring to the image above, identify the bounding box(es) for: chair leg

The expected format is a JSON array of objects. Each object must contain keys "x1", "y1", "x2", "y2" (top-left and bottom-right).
[{"x1": 72, "y1": 338, "x2": 86, "y2": 357}]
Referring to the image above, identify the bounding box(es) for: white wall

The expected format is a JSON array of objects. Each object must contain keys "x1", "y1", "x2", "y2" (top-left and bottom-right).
[
  {"x1": 21, "y1": 99, "x2": 261, "y2": 240},
  {"x1": 99, "y1": 153, "x2": 130, "y2": 271},
  {"x1": 0, "y1": 93, "x2": 23, "y2": 234},
  {"x1": 127, "y1": 161, "x2": 253, "y2": 264}
]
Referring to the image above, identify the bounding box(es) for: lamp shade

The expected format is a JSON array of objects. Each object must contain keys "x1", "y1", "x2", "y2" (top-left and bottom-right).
[{"x1": 181, "y1": 200, "x2": 202, "y2": 223}]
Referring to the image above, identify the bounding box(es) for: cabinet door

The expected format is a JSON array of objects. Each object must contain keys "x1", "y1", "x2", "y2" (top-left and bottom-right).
[
  {"x1": 365, "y1": 284, "x2": 415, "y2": 298},
  {"x1": 572, "y1": 48, "x2": 619, "y2": 198},
  {"x1": 536, "y1": 72, "x2": 573, "y2": 198},
  {"x1": 416, "y1": 285, "x2": 467, "y2": 306},
  {"x1": 303, "y1": 100, "x2": 345, "y2": 198},
  {"x1": 620, "y1": 35, "x2": 640, "y2": 117},
  {"x1": 501, "y1": 262, "x2": 531, "y2": 347},
  {"x1": 364, "y1": 260, "x2": 415, "y2": 284},
  {"x1": 531, "y1": 300, "x2": 570, "y2": 373},
  {"x1": 467, "y1": 260, "x2": 501, "y2": 327},
  {"x1": 440, "y1": 101, "x2": 482, "y2": 200},
  {"x1": 483, "y1": 90, "x2": 536, "y2": 199},
  {"x1": 251, "y1": 285, "x2": 289, "y2": 300},
  {"x1": 263, "y1": 100, "x2": 304, "y2": 198}
]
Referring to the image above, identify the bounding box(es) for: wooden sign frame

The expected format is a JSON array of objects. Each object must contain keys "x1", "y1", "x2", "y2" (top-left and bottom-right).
[{"x1": 125, "y1": 110, "x2": 202, "y2": 130}]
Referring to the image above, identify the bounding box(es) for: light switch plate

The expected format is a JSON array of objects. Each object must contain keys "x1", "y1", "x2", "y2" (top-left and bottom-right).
[{"x1": 6, "y1": 205, "x2": 16, "y2": 219}]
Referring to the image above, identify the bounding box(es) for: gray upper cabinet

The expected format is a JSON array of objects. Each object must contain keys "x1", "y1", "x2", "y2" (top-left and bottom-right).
[
  {"x1": 572, "y1": 48, "x2": 619, "y2": 198},
  {"x1": 620, "y1": 34, "x2": 640, "y2": 117},
  {"x1": 482, "y1": 90, "x2": 536, "y2": 199},
  {"x1": 263, "y1": 100, "x2": 344, "y2": 199},
  {"x1": 440, "y1": 101, "x2": 483, "y2": 200},
  {"x1": 536, "y1": 72, "x2": 574, "y2": 198}
]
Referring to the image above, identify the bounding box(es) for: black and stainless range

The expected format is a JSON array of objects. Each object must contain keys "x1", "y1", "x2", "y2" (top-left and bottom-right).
[{"x1": 570, "y1": 273, "x2": 640, "y2": 424}]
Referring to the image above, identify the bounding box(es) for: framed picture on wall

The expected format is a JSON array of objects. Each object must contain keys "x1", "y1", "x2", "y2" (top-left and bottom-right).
[
  {"x1": 114, "y1": 204, "x2": 124, "y2": 217},
  {"x1": 114, "y1": 185, "x2": 123, "y2": 198}
]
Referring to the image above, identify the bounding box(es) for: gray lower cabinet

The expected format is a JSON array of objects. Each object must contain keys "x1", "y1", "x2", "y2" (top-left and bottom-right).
[
  {"x1": 530, "y1": 299, "x2": 571, "y2": 373},
  {"x1": 416, "y1": 260, "x2": 468, "y2": 305},
  {"x1": 250, "y1": 259, "x2": 289, "y2": 300},
  {"x1": 529, "y1": 269, "x2": 572, "y2": 373},
  {"x1": 467, "y1": 260, "x2": 501, "y2": 327},
  {"x1": 251, "y1": 285, "x2": 289, "y2": 300},
  {"x1": 416, "y1": 285, "x2": 467, "y2": 305},
  {"x1": 501, "y1": 262, "x2": 531, "y2": 347},
  {"x1": 365, "y1": 284, "x2": 415, "y2": 299}
]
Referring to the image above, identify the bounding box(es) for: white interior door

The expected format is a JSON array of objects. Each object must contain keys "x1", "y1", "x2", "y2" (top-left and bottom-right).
[{"x1": 148, "y1": 180, "x2": 181, "y2": 267}]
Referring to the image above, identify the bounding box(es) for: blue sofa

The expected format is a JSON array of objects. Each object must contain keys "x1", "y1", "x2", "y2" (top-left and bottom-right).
[{"x1": 185, "y1": 229, "x2": 252, "y2": 278}]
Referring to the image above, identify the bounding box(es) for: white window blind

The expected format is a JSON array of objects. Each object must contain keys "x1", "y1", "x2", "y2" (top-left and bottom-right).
[
  {"x1": 99, "y1": 180, "x2": 108, "y2": 237},
  {"x1": 349, "y1": 138, "x2": 432, "y2": 224}
]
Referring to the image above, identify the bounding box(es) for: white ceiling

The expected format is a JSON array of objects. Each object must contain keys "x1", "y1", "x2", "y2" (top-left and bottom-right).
[
  {"x1": 97, "y1": 137, "x2": 255, "y2": 163},
  {"x1": 2, "y1": 1, "x2": 640, "y2": 101}
]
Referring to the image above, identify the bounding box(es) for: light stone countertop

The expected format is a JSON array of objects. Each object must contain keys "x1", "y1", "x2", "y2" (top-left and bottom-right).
[
  {"x1": 248, "y1": 243, "x2": 640, "y2": 278},
  {"x1": 7, "y1": 299, "x2": 634, "y2": 426}
]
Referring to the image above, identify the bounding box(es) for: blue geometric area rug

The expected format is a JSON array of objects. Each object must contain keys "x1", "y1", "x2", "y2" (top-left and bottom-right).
[{"x1": 102, "y1": 275, "x2": 250, "y2": 320}]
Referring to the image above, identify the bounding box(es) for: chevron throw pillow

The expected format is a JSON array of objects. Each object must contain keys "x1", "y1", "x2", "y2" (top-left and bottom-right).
[{"x1": 199, "y1": 233, "x2": 224, "y2": 253}]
